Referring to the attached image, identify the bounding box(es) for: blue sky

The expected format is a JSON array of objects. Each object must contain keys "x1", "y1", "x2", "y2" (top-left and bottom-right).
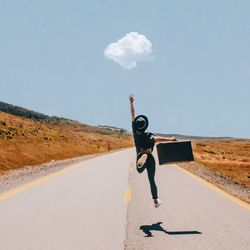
[{"x1": 0, "y1": 0, "x2": 249, "y2": 138}]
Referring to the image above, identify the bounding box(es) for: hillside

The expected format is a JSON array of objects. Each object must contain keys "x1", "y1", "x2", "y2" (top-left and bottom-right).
[
  {"x1": 192, "y1": 139, "x2": 250, "y2": 188},
  {"x1": 0, "y1": 102, "x2": 133, "y2": 175},
  {"x1": 0, "y1": 101, "x2": 63, "y2": 122}
]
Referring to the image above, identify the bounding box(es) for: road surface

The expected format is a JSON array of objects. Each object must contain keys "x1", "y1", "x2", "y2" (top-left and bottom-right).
[{"x1": 0, "y1": 149, "x2": 249, "y2": 250}]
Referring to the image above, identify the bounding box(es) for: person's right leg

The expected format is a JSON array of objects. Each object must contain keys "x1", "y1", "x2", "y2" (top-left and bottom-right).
[{"x1": 136, "y1": 153, "x2": 147, "y2": 173}]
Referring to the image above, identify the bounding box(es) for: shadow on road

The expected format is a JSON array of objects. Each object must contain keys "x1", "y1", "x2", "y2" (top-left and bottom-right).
[{"x1": 140, "y1": 222, "x2": 202, "y2": 237}]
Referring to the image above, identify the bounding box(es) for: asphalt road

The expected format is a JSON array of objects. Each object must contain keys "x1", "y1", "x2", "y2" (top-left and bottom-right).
[
  {"x1": 125, "y1": 155, "x2": 250, "y2": 250},
  {"x1": 0, "y1": 149, "x2": 250, "y2": 250},
  {"x1": 0, "y1": 149, "x2": 133, "y2": 250}
]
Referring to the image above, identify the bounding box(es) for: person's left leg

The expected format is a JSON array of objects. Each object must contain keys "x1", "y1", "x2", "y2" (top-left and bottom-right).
[{"x1": 146, "y1": 155, "x2": 158, "y2": 200}]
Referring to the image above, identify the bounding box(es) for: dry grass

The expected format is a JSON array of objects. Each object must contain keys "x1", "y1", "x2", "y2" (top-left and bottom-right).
[
  {"x1": 193, "y1": 139, "x2": 250, "y2": 188},
  {"x1": 0, "y1": 112, "x2": 133, "y2": 174}
]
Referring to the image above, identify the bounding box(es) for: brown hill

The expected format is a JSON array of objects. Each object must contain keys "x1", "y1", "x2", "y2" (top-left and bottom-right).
[
  {"x1": 193, "y1": 139, "x2": 250, "y2": 188},
  {"x1": 0, "y1": 112, "x2": 133, "y2": 175}
]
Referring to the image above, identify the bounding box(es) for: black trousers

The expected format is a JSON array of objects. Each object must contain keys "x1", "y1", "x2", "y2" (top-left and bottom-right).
[{"x1": 136, "y1": 153, "x2": 158, "y2": 199}]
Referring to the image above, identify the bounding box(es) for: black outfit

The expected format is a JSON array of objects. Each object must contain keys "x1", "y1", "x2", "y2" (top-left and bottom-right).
[{"x1": 132, "y1": 121, "x2": 158, "y2": 199}]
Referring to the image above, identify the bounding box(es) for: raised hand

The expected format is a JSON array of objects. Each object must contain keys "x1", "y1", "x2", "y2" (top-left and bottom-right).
[{"x1": 129, "y1": 94, "x2": 134, "y2": 103}]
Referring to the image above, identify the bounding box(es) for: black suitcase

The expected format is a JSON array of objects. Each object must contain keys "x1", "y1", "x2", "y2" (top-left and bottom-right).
[{"x1": 156, "y1": 141, "x2": 194, "y2": 165}]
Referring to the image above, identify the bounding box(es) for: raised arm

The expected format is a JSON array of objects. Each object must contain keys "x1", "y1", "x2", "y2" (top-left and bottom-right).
[
  {"x1": 154, "y1": 136, "x2": 177, "y2": 143},
  {"x1": 129, "y1": 94, "x2": 135, "y2": 121}
]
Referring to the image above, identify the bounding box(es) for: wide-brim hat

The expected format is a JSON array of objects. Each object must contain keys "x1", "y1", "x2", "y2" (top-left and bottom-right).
[{"x1": 134, "y1": 115, "x2": 149, "y2": 132}]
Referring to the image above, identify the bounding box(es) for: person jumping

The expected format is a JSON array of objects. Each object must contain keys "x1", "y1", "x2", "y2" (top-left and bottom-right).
[{"x1": 129, "y1": 94, "x2": 177, "y2": 208}]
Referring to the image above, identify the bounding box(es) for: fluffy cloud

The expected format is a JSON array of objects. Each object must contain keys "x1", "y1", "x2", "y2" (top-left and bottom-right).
[{"x1": 104, "y1": 32, "x2": 154, "y2": 69}]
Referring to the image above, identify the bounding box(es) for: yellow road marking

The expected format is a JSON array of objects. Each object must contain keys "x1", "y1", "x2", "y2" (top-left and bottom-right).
[
  {"x1": 0, "y1": 162, "x2": 84, "y2": 202},
  {"x1": 125, "y1": 188, "x2": 132, "y2": 203},
  {"x1": 175, "y1": 164, "x2": 250, "y2": 211}
]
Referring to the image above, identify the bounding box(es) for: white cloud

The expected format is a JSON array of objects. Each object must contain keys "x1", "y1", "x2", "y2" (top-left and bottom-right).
[{"x1": 104, "y1": 32, "x2": 154, "y2": 69}]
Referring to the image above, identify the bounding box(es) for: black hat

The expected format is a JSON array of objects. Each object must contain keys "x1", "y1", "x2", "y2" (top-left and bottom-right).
[{"x1": 134, "y1": 115, "x2": 149, "y2": 132}]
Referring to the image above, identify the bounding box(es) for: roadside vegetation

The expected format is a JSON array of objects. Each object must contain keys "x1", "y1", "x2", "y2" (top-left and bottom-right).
[
  {"x1": 180, "y1": 139, "x2": 250, "y2": 203},
  {"x1": 0, "y1": 110, "x2": 132, "y2": 175},
  {"x1": 193, "y1": 140, "x2": 250, "y2": 188}
]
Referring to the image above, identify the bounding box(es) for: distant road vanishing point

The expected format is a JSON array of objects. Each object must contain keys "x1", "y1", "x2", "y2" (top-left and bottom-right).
[{"x1": 0, "y1": 149, "x2": 249, "y2": 250}]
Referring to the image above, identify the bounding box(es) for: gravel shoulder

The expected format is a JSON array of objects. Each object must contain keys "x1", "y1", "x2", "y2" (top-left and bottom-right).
[{"x1": 179, "y1": 161, "x2": 250, "y2": 204}]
